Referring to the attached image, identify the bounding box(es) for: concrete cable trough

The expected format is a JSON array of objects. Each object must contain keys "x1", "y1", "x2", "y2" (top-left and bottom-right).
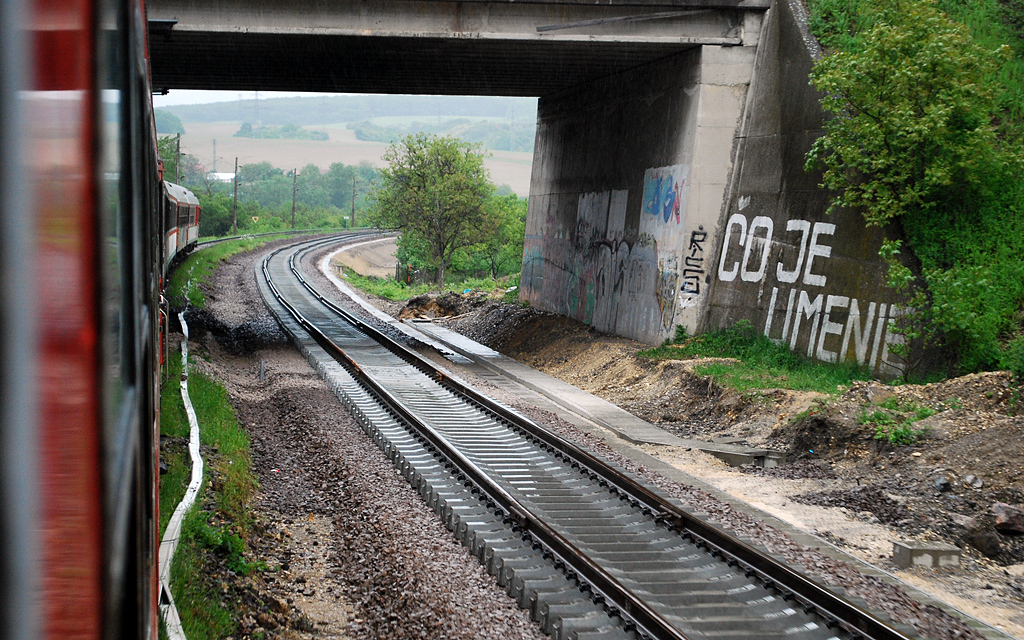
[{"x1": 256, "y1": 236, "x2": 921, "y2": 640}]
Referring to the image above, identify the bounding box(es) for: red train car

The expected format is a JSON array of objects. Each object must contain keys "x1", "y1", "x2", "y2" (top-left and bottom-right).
[{"x1": 1, "y1": 0, "x2": 166, "y2": 636}]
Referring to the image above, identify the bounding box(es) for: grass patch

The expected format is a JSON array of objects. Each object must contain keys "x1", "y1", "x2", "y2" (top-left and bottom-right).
[
  {"x1": 638, "y1": 320, "x2": 871, "y2": 394},
  {"x1": 158, "y1": 342, "x2": 258, "y2": 639},
  {"x1": 166, "y1": 234, "x2": 297, "y2": 308},
  {"x1": 342, "y1": 266, "x2": 513, "y2": 301},
  {"x1": 859, "y1": 397, "x2": 936, "y2": 444}
]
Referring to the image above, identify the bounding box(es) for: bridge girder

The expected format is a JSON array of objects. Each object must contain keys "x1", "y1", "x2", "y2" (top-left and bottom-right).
[{"x1": 148, "y1": 0, "x2": 767, "y2": 95}]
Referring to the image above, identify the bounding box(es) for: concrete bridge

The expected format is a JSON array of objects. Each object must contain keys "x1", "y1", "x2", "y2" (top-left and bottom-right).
[{"x1": 149, "y1": 0, "x2": 908, "y2": 377}]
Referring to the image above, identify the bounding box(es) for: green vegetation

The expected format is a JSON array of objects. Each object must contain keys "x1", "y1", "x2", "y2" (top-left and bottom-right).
[
  {"x1": 166, "y1": 235, "x2": 291, "y2": 308},
  {"x1": 350, "y1": 117, "x2": 535, "y2": 153},
  {"x1": 234, "y1": 122, "x2": 328, "y2": 141},
  {"x1": 367, "y1": 133, "x2": 496, "y2": 287},
  {"x1": 805, "y1": 0, "x2": 1024, "y2": 378},
  {"x1": 159, "y1": 343, "x2": 258, "y2": 639},
  {"x1": 859, "y1": 396, "x2": 936, "y2": 444},
  {"x1": 157, "y1": 138, "x2": 378, "y2": 235},
  {"x1": 638, "y1": 321, "x2": 871, "y2": 393},
  {"x1": 155, "y1": 109, "x2": 185, "y2": 135},
  {"x1": 342, "y1": 267, "x2": 511, "y2": 300}
]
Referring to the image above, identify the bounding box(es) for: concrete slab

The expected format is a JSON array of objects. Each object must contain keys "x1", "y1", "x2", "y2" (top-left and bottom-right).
[{"x1": 892, "y1": 541, "x2": 961, "y2": 569}]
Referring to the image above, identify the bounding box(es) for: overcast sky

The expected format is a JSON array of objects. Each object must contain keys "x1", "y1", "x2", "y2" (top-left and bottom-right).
[{"x1": 153, "y1": 90, "x2": 339, "y2": 108}]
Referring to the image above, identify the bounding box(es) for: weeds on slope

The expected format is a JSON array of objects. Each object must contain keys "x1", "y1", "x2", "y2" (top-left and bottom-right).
[{"x1": 638, "y1": 321, "x2": 871, "y2": 394}]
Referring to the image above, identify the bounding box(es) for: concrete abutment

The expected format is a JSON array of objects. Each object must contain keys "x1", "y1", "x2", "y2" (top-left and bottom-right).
[{"x1": 523, "y1": 0, "x2": 914, "y2": 377}]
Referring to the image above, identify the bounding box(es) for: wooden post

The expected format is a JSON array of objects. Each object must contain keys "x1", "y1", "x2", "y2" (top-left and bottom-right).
[{"x1": 291, "y1": 168, "x2": 298, "y2": 229}]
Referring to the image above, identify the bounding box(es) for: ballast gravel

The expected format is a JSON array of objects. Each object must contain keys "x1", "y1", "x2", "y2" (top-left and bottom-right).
[{"x1": 201, "y1": 237, "x2": 545, "y2": 640}]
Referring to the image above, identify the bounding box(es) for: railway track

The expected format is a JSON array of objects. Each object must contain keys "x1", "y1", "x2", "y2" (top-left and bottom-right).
[{"x1": 256, "y1": 236, "x2": 921, "y2": 640}]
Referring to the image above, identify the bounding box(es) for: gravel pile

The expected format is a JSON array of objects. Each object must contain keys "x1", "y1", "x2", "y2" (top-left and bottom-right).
[{"x1": 793, "y1": 485, "x2": 911, "y2": 525}]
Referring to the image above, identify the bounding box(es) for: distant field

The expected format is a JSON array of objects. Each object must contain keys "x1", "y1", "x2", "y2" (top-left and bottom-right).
[
  {"x1": 361, "y1": 115, "x2": 507, "y2": 126},
  {"x1": 178, "y1": 121, "x2": 534, "y2": 195}
]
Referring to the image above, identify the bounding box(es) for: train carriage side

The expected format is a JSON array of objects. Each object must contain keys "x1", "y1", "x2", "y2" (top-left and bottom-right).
[
  {"x1": 1, "y1": 0, "x2": 165, "y2": 635},
  {"x1": 163, "y1": 181, "x2": 201, "y2": 269}
]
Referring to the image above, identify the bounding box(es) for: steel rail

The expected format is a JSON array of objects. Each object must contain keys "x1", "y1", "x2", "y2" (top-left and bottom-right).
[
  {"x1": 273, "y1": 237, "x2": 918, "y2": 640},
  {"x1": 263, "y1": 244, "x2": 693, "y2": 640}
]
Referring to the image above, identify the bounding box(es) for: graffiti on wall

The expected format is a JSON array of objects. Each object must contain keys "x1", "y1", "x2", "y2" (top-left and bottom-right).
[
  {"x1": 522, "y1": 164, "x2": 697, "y2": 344},
  {"x1": 641, "y1": 164, "x2": 689, "y2": 226},
  {"x1": 716, "y1": 211, "x2": 905, "y2": 376},
  {"x1": 679, "y1": 225, "x2": 708, "y2": 309}
]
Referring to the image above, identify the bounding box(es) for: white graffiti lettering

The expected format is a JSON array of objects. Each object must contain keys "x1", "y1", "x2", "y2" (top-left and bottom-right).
[
  {"x1": 776, "y1": 219, "x2": 810, "y2": 284},
  {"x1": 719, "y1": 214, "x2": 836, "y2": 288},
  {"x1": 804, "y1": 223, "x2": 835, "y2": 287},
  {"x1": 717, "y1": 213, "x2": 747, "y2": 282},
  {"x1": 740, "y1": 216, "x2": 774, "y2": 282},
  {"x1": 763, "y1": 286, "x2": 905, "y2": 375}
]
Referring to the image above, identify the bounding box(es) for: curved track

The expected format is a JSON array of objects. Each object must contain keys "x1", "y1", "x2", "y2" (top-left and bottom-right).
[{"x1": 257, "y1": 236, "x2": 920, "y2": 640}]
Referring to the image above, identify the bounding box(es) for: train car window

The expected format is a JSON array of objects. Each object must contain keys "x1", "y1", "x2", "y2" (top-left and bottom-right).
[
  {"x1": 99, "y1": 0, "x2": 147, "y2": 634},
  {"x1": 99, "y1": 0, "x2": 126, "y2": 433}
]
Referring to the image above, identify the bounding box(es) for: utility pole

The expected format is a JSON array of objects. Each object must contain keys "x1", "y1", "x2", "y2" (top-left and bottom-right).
[
  {"x1": 291, "y1": 168, "x2": 298, "y2": 229},
  {"x1": 350, "y1": 172, "x2": 358, "y2": 227},
  {"x1": 175, "y1": 133, "x2": 181, "y2": 183},
  {"x1": 231, "y1": 157, "x2": 239, "y2": 234}
]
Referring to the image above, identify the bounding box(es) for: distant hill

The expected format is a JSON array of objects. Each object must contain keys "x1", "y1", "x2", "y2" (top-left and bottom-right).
[
  {"x1": 349, "y1": 118, "x2": 535, "y2": 153},
  {"x1": 162, "y1": 94, "x2": 537, "y2": 127}
]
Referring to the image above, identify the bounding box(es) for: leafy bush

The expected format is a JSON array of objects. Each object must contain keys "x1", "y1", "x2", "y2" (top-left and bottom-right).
[
  {"x1": 806, "y1": 0, "x2": 1024, "y2": 376},
  {"x1": 859, "y1": 398, "x2": 934, "y2": 444}
]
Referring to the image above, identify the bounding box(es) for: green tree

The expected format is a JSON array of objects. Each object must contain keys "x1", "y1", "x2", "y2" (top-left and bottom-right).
[
  {"x1": 157, "y1": 135, "x2": 204, "y2": 185},
  {"x1": 806, "y1": 0, "x2": 1012, "y2": 227},
  {"x1": 195, "y1": 192, "x2": 235, "y2": 237},
  {"x1": 478, "y1": 194, "x2": 527, "y2": 278},
  {"x1": 367, "y1": 134, "x2": 494, "y2": 286},
  {"x1": 155, "y1": 109, "x2": 185, "y2": 134}
]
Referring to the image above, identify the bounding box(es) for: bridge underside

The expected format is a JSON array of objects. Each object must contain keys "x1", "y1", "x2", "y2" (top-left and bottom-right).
[
  {"x1": 151, "y1": 33, "x2": 699, "y2": 96},
  {"x1": 148, "y1": 0, "x2": 765, "y2": 96}
]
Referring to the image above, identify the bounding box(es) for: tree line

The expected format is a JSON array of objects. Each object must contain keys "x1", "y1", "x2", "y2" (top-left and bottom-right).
[
  {"x1": 158, "y1": 135, "x2": 378, "y2": 235},
  {"x1": 157, "y1": 133, "x2": 528, "y2": 284}
]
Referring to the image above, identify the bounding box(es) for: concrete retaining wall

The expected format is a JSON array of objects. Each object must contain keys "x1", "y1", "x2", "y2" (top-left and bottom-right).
[
  {"x1": 702, "y1": 0, "x2": 909, "y2": 378},
  {"x1": 522, "y1": 0, "x2": 913, "y2": 377}
]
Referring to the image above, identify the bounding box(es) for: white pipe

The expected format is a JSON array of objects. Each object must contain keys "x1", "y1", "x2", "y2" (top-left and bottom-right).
[{"x1": 158, "y1": 313, "x2": 204, "y2": 640}]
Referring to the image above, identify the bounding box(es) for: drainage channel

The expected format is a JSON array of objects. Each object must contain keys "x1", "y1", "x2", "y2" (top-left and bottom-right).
[{"x1": 257, "y1": 237, "x2": 919, "y2": 640}]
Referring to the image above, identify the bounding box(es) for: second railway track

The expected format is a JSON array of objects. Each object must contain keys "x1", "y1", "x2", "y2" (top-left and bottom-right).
[{"x1": 256, "y1": 236, "x2": 921, "y2": 640}]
